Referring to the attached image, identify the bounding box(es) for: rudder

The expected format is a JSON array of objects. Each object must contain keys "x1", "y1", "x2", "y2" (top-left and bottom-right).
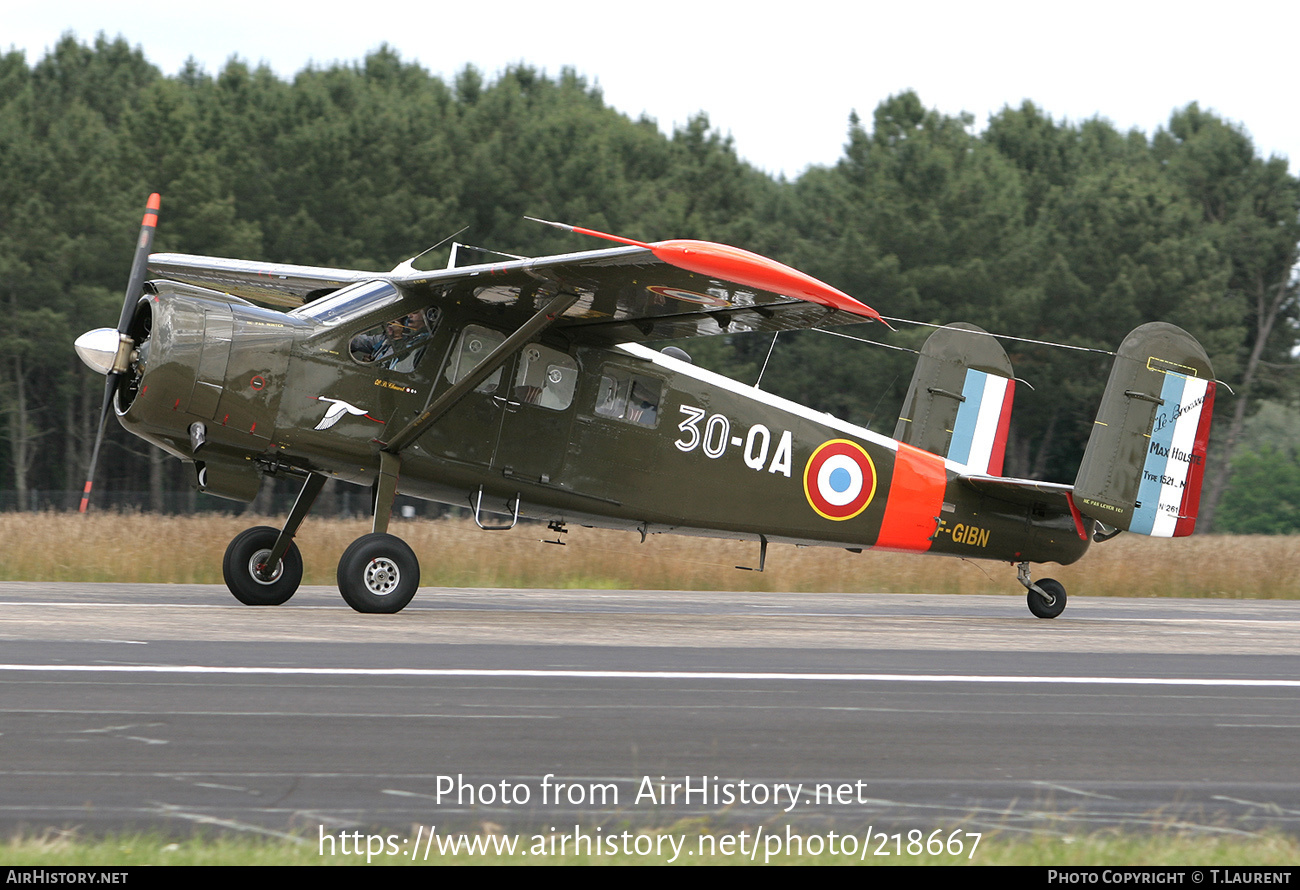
[
  {"x1": 1073, "y1": 322, "x2": 1215, "y2": 537},
  {"x1": 894, "y1": 323, "x2": 1015, "y2": 475}
]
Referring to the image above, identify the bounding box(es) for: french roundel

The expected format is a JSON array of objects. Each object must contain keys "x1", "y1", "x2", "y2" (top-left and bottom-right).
[{"x1": 803, "y1": 439, "x2": 877, "y2": 521}]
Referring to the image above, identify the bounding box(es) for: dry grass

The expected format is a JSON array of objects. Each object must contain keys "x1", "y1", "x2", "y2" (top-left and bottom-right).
[
  {"x1": 5, "y1": 825, "x2": 1300, "y2": 865},
  {"x1": 4, "y1": 512, "x2": 1298, "y2": 598}
]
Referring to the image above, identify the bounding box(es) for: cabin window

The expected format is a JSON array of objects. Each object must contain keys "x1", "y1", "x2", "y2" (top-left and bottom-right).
[
  {"x1": 594, "y1": 367, "x2": 661, "y2": 427},
  {"x1": 513, "y1": 344, "x2": 578, "y2": 411},
  {"x1": 349, "y1": 306, "x2": 440, "y2": 372},
  {"x1": 444, "y1": 324, "x2": 506, "y2": 394}
]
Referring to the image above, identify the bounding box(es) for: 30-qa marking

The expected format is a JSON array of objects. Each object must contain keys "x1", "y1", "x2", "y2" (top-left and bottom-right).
[{"x1": 674, "y1": 405, "x2": 793, "y2": 476}]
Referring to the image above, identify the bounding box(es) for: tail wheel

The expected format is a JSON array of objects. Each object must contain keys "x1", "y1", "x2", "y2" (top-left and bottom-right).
[
  {"x1": 223, "y1": 526, "x2": 303, "y2": 606},
  {"x1": 1027, "y1": 578, "x2": 1067, "y2": 619},
  {"x1": 337, "y1": 533, "x2": 420, "y2": 614}
]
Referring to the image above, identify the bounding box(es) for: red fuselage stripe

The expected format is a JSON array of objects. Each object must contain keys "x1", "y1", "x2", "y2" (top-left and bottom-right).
[{"x1": 875, "y1": 443, "x2": 948, "y2": 551}]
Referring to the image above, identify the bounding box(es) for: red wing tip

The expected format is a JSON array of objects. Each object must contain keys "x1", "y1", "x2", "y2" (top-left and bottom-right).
[
  {"x1": 828, "y1": 297, "x2": 883, "y2": 322},
  {"x1": 533, "y1": 225, "x2": 886, "y2": 321},
  {"x1": 652, "y1": 239, "x2": 883, "y2": 321}
]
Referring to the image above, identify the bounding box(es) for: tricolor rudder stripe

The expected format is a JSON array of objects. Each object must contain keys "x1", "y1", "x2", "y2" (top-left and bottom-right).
[
  {"x1": 1131, "y1": 374, "x2": 1214, "y2": 537},
  {"x1": 803, "y1": 439, "x2": 877, "y2": 521},
  {"x1": 946, "y1": 369, "x2": 1014, "y2": 476},
  {"x1": 1172, "y1": 377, "x2": 1214, "y2": 537}
]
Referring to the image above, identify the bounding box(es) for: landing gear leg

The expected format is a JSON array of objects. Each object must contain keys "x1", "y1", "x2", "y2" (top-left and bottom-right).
[
  {"x1": 264, "y1": 473, "x2": 327, "y2": 573},
  {"x1": 370, "y1": 451, "x2": 400, "y2": 535},
  {"x1": 338, "y1": 452, "x2": 421, "y2": 613},
  {"x1": 222, "y1": 473, "x2": 325, "y2": 605},
  {"x1": 1017, "y1": 561, "x2": 1067, "y2": 619}
]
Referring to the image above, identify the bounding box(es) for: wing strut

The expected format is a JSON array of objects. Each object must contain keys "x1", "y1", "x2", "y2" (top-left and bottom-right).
[
  {"x1": 381, "y1": 290, "x2": 579, "y2": 455},
  {"x1": 368, "y1": 290, "x2": 579, "y2": 526}
]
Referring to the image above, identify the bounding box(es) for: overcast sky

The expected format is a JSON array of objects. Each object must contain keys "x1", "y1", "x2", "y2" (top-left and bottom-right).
[{"x1": 8, "y1": 1, "x2": 1297, "y2": 178}]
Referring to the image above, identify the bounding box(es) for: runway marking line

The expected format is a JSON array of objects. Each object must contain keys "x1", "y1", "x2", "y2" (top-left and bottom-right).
[{"x1": 1, "y1": 664, "x2": 1299, "y2": 687}]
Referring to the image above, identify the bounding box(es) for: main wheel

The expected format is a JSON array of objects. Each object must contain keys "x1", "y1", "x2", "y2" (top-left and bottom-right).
[
  {"x1": 336, "y1": 533, "x2": 420, "y2": 613},
  {"x1": 222, "y1": 526, "x2": 303, "y2": 606},
  {"x1": 1027, "y1": 578, "x2": 1067, "y2": 619}
]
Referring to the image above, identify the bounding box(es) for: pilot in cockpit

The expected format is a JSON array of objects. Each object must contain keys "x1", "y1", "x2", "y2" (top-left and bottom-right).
[{"x1": 350, "y1": 308, "x2": 438, "y2": 371}]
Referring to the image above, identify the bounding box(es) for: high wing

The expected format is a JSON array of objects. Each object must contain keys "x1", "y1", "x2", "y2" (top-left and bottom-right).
[
  {"x1": 148, "y1": 241, "x2": 877, "y2": 344},
  {"x1": 147, "y1": 254, "x2": 375, "y2": 309}
]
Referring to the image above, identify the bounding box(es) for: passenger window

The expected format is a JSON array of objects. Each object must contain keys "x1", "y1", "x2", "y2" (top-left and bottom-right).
[
  {"x1": 444, "y1": 324, "x2": 506, "y2": 394},
  {"x1": 514, "y1": 345, "x2": 578, "y2": 411},
  {"x1": 350, "y1": 306, "x2": 440, "y2": 373},
  {"x1": 594, "y1": 367, "x2": 661, "y2": 427}
]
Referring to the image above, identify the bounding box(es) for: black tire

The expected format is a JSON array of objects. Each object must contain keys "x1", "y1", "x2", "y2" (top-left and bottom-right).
[
  {"x1": 336, "y1": 533, "x2": 420, "y2": 614},
  {"x1": 222, "y1": 526, "x2": 303, "y2": 606},
  {"x1": 1027, "y1": 578, "x2": 1067, "y2": 619}
]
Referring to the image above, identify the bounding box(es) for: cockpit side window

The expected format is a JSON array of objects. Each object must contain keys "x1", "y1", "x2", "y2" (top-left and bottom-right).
[
  {"x1": 294, "y1": 280, "x2": 401, "y2": 326},
  {"x1": 350, "y1": 306, "x2": 441, "y2": 373}
]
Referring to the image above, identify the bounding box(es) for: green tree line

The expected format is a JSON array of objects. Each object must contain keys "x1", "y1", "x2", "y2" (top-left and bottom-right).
[{"x1": 1, "y1": 35, "x2": 1297, "y2": 530}]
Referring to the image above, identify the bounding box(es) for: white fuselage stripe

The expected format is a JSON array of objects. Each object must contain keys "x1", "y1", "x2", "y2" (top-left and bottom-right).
[{"x1": 617, "y1": 342, "x2": 900, "y2": 453}]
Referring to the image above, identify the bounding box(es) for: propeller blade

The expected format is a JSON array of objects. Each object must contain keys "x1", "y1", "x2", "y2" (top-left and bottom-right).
[
  {"x1": 115, "y1": 193, "x2": 160, "y2": 334},
  {"x1": 80, "y1": 193, "x2": 160, "y2": 514},
  {"x1": 79, "y1": 382, "x2": 116, "y2": 514}
]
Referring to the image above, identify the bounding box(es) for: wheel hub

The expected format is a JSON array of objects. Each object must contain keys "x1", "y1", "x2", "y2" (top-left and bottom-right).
[
  {"x1": 363, "y1": 557, "x2": 400, "y2": 596},
  {"x1": 249, "y1": 549, "x2": 283, "y2": 584}
]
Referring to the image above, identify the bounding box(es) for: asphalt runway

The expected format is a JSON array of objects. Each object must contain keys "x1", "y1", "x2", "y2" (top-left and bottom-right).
[{"x1": 2, "y1": 581, "x2": 1299, "y2": 844}]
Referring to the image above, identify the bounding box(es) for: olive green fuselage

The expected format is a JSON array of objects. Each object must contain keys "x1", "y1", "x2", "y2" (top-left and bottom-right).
[{"x1": 120, "y1": 283, "x2": 1089, "y2": 567}]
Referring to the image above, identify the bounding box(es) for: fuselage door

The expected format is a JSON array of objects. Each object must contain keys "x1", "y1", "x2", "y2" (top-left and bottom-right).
[
  {"x1": 345, "y1": 305, "x2": 446, "y2": 434},
  {"x1": 416, "y1": 324, "x2": 576, "y2": 483},
  {"x1": 420, "y1": 323, "x2": 512, "y2": 467},
  {"x1": 491, "y1": 342, "x2": 578, "y2": 484}
]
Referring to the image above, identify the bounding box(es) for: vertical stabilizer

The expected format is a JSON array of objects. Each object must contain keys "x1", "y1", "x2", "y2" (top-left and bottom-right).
[
  {"x1": 894, "y1": 323, "x2": 1015, "y2": 475},
  {"x1": 1074, "y1": 322, "x2": 1215, "y2": 537}
]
